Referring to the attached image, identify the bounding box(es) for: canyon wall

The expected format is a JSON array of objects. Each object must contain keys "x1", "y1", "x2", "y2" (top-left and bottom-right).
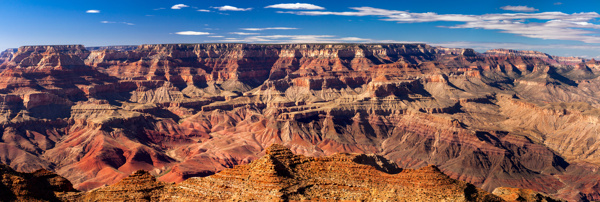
[{"x1": 0, "y1": 43, "x2": 598, "y2": 201}]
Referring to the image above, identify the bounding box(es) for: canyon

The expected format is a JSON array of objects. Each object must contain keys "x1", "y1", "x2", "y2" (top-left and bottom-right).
[{"x1": 0, "y1": 43, "x2": 599, "y2": 201}]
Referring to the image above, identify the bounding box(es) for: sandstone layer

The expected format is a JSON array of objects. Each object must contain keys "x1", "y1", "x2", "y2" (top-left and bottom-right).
[{"x1": 0, "y1": 43, "x2": 598, "y2": 201}]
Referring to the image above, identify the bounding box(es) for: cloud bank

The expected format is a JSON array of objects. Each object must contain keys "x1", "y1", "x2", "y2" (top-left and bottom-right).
[{"x1": 280, "y1": 7, "x2": 600, "y2": 43}]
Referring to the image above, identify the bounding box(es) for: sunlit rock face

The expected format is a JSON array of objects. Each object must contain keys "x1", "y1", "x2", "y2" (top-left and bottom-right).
[{"x1": 0, "y1": 43, "x2": 598, "y2": 201}]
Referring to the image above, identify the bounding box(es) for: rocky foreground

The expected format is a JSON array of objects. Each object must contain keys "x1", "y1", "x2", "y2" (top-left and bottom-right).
[
  {"x1": 0, "y1": 44, "x2": 599, "y2": 201},
  {"x1": 1, "y1": 144, "x2": 563, "y2": 201}
]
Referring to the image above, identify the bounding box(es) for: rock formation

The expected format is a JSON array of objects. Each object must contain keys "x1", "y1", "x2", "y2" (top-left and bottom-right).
[
  {"x1": 0, "y1": 43, "x2": 598, "y2": 201},
  {"x1": 2, "y1": 144, "x2": 568, "y2": 201},
  {"x1": 67, "y1": 144, "x2": 505, "y2": 201},
  {"x1": 493, "y1": 187, "x2": 564, "y2": 202},
  {"x1": 0, "y1": 163, "x2": 77, "y2": 201}
]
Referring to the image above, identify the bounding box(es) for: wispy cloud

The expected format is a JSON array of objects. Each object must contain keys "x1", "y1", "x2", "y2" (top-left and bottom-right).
[
  {"x1": 101, "y1": 21, "x2": 135, "y2": 25},
  {"x1": 229, "y1": 32, "x2": 260, "y2": 35},
  {"x1": 280, "y1": 7, "x2": 600, "y2": 43},
  {"x1": 500, "y1": 5, "x2": 539, "y2": 12},
  {"x1": 153, "y1": 8, "x2": 166, "y2": 10},
  {"x1": 240, "y1": 27, "x2": 298, "y2": 31},
  {"x1": 207, "y1": 36, "x2": 224, "y2": 38},
  {"x1": 197, "y1": 9, "x2": 211, "y2": 12},
  {"x1": 175, "y1": 31, "x2": 210, "y2": 35},
  {"x1": 339, "y1": 37, "x2": 370, "y2": 41},
  {"x1": 212, "y1": 35, "x2": 375, "y2": 43},
  {"x1": 554, "y1": 2, "x2": 563, "y2": 5},
  {"x1": 212, "y1": 5, "x2": 252, "y2": 11},
  {"x1": 265, "y1": 3, "x2": 325, "y2": 10},
  {"x1": 171, "y1": 4, "x2": 189, "y2": 10},
  {"x1": 86, "y1": 10, "x2": 100, "y2": 13}
]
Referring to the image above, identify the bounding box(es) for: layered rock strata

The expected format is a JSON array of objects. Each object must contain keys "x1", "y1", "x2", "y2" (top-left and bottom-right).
[{"x1": 0, "y1": 44, "x2": 598, "y2": 201}]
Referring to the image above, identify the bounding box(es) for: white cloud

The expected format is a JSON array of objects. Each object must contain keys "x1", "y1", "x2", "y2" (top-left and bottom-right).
[
  {"x1": 212, "y1": 5, "x2": 252, "y2": 11},
  {"x1": 197, "y1": 9, "x2": 211, "y2": 12},
  {"x1": 101, "y1": 21, "x2": 134, "y2": 25},
  {"x1": 229, "y1": 32, "x2": 260, "y2": 35},
  {"x1": 207, "y1": 36, "x2": 224, "y2": 38},
  {"x1": 213, "y1": 35, "x2": 376, "y2": 43},
  {"x1": 240, "y1": 27, "x2": 298, "y2": 31},
  {"x1": 176, "y1": 31, "x2": 211, "y2": 35},
  {"x1": 171, "y1": 4, "x2": 189, "y2": 10},
  {"x1": 280, "y1": 7, "x2": 600, "y2": 43},
  {"x1": 339, "y1": 37, "x2": 370, "y2": 41},
  {"x1": 501, "y1": 5, "x2": 539, "y2": 12},
  {"x1": 86, "y1": 10, "x2": 100, "y2": 13},
  {"x1": 265, "y1": 3, "x2": 325, "y2": 10}
]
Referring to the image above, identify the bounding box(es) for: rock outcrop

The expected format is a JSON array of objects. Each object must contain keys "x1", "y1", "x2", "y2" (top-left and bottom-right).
[
  {"x1": 0, "y1": 163, "x2": 77, "y2": 201},
  {"x1": 67, "y1": 144, "x2": 503, "y2": 201},
  {"x1": 493, "y1": 187, "x2": 564, "y2": 202}
]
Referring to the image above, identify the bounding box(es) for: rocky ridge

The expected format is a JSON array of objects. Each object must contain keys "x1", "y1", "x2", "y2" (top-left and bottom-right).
[
  {"x1": 0, "y1": 43, "x2": 598, "y2": 201},
  {"x1": 3, "y1": 144, "x2": 565, "y2": 201},
  {"x1": 0, "y1": 163, "x2": 77, "y2": 201}
]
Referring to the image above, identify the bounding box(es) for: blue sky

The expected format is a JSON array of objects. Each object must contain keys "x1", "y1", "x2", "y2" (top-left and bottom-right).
[{"x1": 1, "y1": 1, "x2": 600, "y2": 58}]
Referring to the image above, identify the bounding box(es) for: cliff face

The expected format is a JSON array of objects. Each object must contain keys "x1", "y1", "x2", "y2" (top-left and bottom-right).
[
  {"x1": 0, "y1": 48, "x2": 17, "y2": 65},
  {"x1": 0, "y1": 43, "x2": 598, "y2": 201}
]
